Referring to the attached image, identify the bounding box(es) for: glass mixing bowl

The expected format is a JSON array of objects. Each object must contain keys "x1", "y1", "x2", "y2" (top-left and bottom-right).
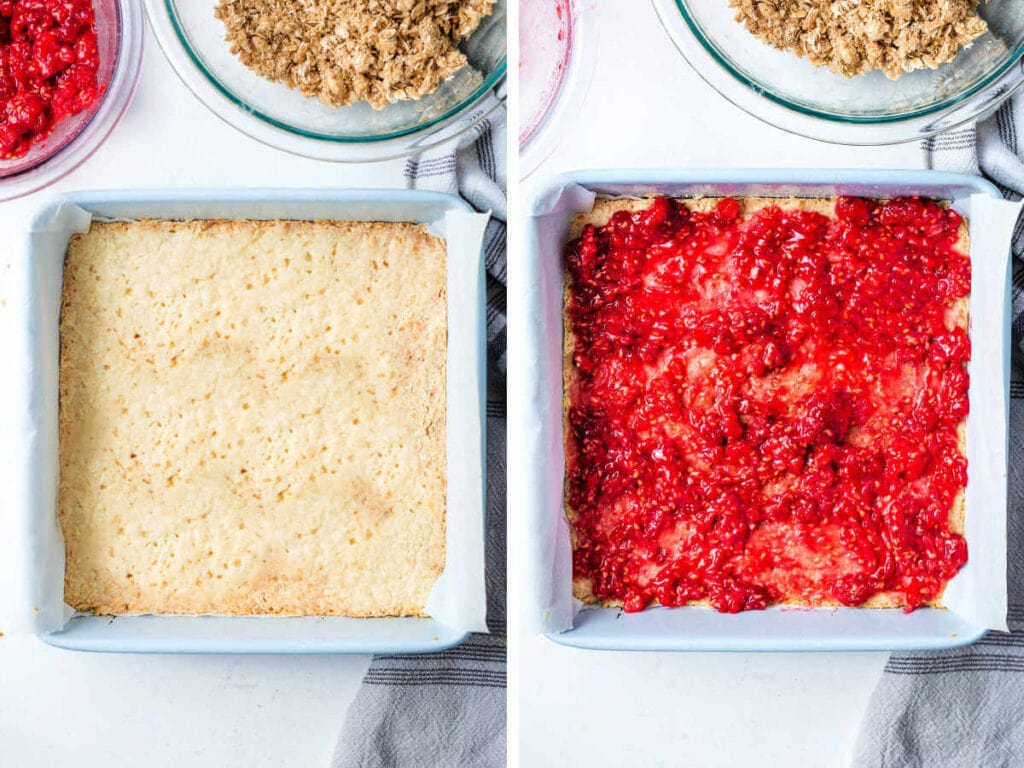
[
  {"x1": 0, "y1": 0, "x2": 145, "y2": 201},
  {"x1": 519, "y1": 0, "x2": 596, "y2": 178},
  {"x1": 652, "y1": 0, "x2": 1024, "y2": 145},
  {"x1": 144, "y1": 0, "x2": 507, "y2": 161}
]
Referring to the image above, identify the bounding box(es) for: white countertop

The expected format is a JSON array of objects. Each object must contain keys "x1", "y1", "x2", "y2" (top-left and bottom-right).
[
  {"x1": 519, "y1": 3, "x2": 922, "y2": 767},
  {"x1": 0, "y1": 0, "x2": 936, "y2": 765},
  {"x1": 0, "y1": 25, "x2": 393, "y2": 768}
]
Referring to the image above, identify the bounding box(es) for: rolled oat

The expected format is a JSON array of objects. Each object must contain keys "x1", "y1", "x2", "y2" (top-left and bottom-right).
[
  {"x1": 215, "y1": 0, "x2": 495, "y2": 109},
  {"x1": 729, "y1": 0, "x2": 987, "y2": 79}
]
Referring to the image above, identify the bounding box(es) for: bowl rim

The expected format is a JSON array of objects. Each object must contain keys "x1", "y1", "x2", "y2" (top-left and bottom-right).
[
  {"x1": 673, "y1": 0, "x2": 1024, "y2": 125},
  {"x1": 520, "y1": 0, "x2": 598, "y2": 179},
  {"x1": 163, "y1": 0, "x2": 508, "y2": 144}
]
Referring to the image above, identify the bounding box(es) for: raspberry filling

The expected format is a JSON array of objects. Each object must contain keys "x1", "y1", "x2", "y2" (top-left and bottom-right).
[
  {"x1": 0, "y1": 0, "x2": 101, "y2": 159},
  {"x1": 564, "y1": 196, "x2": 970, "y2": 614}
]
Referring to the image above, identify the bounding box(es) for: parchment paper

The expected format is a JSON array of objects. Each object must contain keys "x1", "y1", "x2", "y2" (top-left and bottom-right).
[
  {"x1": 521, "y1": 175, "x2": 1019, "y2": 636},
  {"x1": 0, "y1": 196, "x2": 489, "y2": 638}
]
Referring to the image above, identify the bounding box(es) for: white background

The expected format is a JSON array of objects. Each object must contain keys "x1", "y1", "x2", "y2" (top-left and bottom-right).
[
  {"x1": 519, "y1": 2, "x2": 922, "y2": 768},
  {"x1": 0, "y1": 23, "x2": 395, "y2": 768},
  {"x1": 0, "y1": 0, "x2": 937, "y2": 765}
]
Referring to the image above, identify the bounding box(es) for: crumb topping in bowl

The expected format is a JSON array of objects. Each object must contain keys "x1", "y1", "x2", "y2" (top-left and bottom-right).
[
  {"x1": 729, "y1": 0, "x2": 987, "y2": 79},
  {"x1": 215, "y1": 0, "x2": 494, "y2": 109}
]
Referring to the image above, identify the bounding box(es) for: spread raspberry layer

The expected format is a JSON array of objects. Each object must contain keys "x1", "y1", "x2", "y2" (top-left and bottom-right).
[{"x1": 564, "y1": 196, "x2": 970, "y2": 614}]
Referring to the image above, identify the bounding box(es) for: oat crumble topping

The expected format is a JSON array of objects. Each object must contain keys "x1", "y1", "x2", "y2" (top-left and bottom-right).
[
  {"x1": 215, "y1": 0, "x2": 494, "y2": 109},
  {"x1": 729, "y1": 0, "x2": 987, "y2": 79}
]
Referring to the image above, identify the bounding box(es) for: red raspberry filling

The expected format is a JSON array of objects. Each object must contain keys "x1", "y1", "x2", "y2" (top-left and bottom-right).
[
  {"x1": 0, "y1": 0, "x2": 100, "y2": 159},
  {"x1": 564, "y1": 196, "x2": 970, "y2": 614}
]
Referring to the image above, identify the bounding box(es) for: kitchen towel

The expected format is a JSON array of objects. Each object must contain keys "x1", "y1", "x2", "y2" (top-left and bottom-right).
[
  {"x1": 332, "y1": 111, "x2": 507, "y2": 768},
  {"x1": 853, "y1": 95, "x2": 1024, "y2": 768}
]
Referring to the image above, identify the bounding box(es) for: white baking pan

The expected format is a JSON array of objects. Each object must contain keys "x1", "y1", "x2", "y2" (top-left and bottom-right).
[
  {"x1": 515, "y1": 168, "x2": 1019, "y2": 651},
  {"x1": 1, "y1": 188, "x2": 488, "y2": 653}
]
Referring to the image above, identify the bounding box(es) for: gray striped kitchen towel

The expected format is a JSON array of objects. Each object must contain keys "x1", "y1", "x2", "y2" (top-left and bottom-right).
[
  {"x1": 853, "y1": 95, "x2": 1024, "y2": 768},
  {"x1": 332, "y1": 112, "x2": 507, "y2": 768}
]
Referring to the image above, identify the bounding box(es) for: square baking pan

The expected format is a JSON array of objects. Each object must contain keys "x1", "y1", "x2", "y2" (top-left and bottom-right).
[
  {"x1": 6, "y1": 188, "x2": 488, "y2": 654},
  {"x1": 517, "y1": 168, "x2": 1013, "y2": 651}
]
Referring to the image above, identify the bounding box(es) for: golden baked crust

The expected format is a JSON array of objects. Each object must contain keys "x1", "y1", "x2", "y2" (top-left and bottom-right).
[
  {"x1": 59, "y1": 219, "x2": 447, "y2": 617},
  {"x1": 564, "y1": 196, "x2": 969, "y2": 610}
]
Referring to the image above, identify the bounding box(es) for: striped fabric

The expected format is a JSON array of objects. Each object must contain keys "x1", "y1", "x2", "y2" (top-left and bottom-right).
[
  {"x1": 854, "y1": 95, "x2": 1024, "y2": 767},
  {"x1": 332, "y1": 112, "x2": 507, "y2": 768}
]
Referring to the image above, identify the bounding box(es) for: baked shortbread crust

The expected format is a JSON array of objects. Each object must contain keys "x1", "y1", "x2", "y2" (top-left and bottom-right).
[{"x1": 59, "y1": 219, "x2": 447, "y2": 617}]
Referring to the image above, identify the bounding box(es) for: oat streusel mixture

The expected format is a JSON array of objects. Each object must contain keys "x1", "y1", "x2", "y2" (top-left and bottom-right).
[
  {"x1": 215, "y1": 0, "x2": 494, "y2": 109},
  {"x1": 729, "y1": 0, "x2": 987, "y2": 79}
]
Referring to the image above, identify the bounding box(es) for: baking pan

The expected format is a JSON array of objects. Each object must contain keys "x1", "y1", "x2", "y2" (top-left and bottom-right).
[
  {"x1": 4, "y1": 188, "x2": 488, "y2": 653},
  {"x1": 516, "y1": 168, "x2": 1016, "y2": 651}
]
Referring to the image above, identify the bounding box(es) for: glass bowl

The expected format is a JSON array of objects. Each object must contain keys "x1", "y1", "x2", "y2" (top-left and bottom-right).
[
  {"x1": 0, "y1": 0, "x2": 145, "y2": 201},
  {"x1": 144, "y1": 0, "x2": 507, "y2": 161},
  {"x1": 653, "y1": 0, "x2": 1024, "y2": 145},
  {"x1": 519, "y1": 0, "x2": 596, "y2": 178}
]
